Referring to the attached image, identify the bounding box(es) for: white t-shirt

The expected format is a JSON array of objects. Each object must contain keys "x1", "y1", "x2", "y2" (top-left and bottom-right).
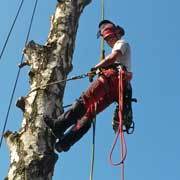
[{"x1": 112, "y1": 39, "x2": 131, "y2": 72}]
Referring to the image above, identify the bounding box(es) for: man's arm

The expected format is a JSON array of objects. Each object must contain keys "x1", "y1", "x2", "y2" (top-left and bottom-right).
[{"x1": 94, "y1": 50, "x2": 122, "y2": 69}]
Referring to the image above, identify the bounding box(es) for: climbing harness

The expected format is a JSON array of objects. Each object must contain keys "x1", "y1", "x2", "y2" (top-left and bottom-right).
[
  {"x1": 0, "y1": 0, "x2": 25, "y2": 61},
  {"x1": 0, "y1": 0, "x2": 39, "y2": 149}
]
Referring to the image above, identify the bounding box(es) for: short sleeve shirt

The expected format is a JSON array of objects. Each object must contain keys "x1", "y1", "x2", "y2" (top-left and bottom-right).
[{"x1": 112, "y1": 39, "x2": 131, "y2": 71}]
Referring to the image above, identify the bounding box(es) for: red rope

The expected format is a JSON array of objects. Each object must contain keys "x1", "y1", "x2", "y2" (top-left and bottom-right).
[{"x1": 109, "y1": 69, "x2": 127, "y2": 180}]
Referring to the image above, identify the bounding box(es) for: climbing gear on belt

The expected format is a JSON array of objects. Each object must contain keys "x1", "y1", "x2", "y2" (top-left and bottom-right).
[{"x1": 112, "y1": 82, "x2": 137, "y2": 134}]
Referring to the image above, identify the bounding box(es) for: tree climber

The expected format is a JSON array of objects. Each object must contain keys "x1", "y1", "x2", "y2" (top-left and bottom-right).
[{"x1": 44, "y1": 20, "x2": 132, "y2": 152}]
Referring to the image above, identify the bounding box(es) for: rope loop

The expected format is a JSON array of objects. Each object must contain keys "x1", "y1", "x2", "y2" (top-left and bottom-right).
[{"x1": 108, "y1": 69, "x2": 127, "y2": 180}]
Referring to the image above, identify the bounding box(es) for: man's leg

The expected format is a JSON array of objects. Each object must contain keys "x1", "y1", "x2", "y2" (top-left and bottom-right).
[
  {"x1": 44, "y1": 98, "x2": 86, "y2": 138},
  {"x1": 55, "y1": 115, "x2": 92, "y2": 152},
  {"x1": 55, "y1": 95, "x2": 116, "y2": 153}
]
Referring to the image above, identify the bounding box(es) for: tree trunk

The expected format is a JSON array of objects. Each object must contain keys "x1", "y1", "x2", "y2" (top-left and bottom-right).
[{"x1": 4, "y1": 1, "x2": 91, "y2": 179}]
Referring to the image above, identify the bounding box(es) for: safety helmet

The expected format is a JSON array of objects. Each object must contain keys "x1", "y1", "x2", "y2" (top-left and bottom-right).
[{"x1": 97, "y1": 20, "x2": 125, "y2": 39}]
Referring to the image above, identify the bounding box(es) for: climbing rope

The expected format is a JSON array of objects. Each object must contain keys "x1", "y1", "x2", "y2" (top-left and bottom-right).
[
  {"x1": 109, "y1": 69, "x2": 128, "y2": 180},
  {"x1": 0, "y1": 0, "x2": 39, "y2": 149},
  {"x1": 89, "y1": 0, "x2": 105, "y2": 179},
  {"x1": 0, "y1": 0, "x2": 25, "y2": 61},
  {"x1": 100, "y1": 0, "x2": 105, "y2": 60},
  {"x1": 26, "y1": 73, "x2": 90, "y2": 96},
  {"x1": 89, "y1": 103, "x2": 97, "y2": 180}
]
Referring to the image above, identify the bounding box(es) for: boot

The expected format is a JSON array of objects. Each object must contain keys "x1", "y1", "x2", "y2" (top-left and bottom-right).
[
  {"x1": 44, "y1": 99, "x2": 86, "y2": 139},
  {"x1": 44, "y1": 117, "x2": 63, "y2": 139},
  {"x1": 55, "y1": 140, "x2": 70, "y2": 153},
  {"x1": 55, "y1": 117, "x2": 92, "y2": 153}
]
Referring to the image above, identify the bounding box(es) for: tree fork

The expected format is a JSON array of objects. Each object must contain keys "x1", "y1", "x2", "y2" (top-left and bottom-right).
[{"x1": 4, "y1": 0, "x2": 91, "y2": 179}]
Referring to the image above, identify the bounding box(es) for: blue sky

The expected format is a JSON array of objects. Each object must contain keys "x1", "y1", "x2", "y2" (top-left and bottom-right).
[{"x1": 0, "y1": 0, "x2": 180, "y2": 179}]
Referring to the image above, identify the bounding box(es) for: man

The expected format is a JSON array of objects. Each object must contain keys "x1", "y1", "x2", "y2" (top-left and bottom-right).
[{"x1": 44, "y1": 20, "x2": 131, "y2": 152}]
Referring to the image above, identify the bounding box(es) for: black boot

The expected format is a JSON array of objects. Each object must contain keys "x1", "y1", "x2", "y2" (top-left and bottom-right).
[
  {"x1": 55, "y1": 117, "x2": 92, "y2": 152},
  {"x1": 44, "y1": 99, "x2": 86, "y2": 139},
  {"x1": 44, "y1": 117, "x2": 64, "y2": 139}
]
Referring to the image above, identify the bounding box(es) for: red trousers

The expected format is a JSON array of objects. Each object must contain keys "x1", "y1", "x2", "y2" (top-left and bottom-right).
[
  {"x1": 58, "y1": 69, "x2": 121, "y2": 150},
  {"x1": 81, "y1": 69, "x2": 119, "y2": 120}
]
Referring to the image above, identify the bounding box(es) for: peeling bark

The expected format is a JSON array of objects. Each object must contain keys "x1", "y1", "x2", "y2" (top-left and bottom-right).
[{"x1": 4, "y1": 1, "x2": 91, "y2": 179}]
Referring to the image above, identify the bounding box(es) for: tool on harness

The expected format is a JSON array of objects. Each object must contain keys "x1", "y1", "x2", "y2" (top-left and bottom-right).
[{"x1": 112, "y1": 74, "x2": 137, "y2": 134}]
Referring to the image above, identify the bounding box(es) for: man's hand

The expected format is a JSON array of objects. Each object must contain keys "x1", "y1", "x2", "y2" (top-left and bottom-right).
[
  {"x1": 90, "y1": 67, "x2": 97, "y2": 72},
  {"x1": 88, "y1": 67, "x2": 97, "y2": 82}
]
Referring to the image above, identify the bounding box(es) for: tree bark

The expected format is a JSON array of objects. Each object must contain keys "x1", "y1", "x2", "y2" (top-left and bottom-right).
[{"x1": 4, "y1": 1, "x2": 91, "y2": 179}]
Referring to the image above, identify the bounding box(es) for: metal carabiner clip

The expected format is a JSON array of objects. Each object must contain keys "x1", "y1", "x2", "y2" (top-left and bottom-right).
[{"x1": 123, "y1": 121, "x2": 135, "y2": 134}]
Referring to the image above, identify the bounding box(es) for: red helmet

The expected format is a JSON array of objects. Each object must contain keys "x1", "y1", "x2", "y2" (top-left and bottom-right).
[{"x1": 97, "y1": 20, "x2": 125, "y2": 39}]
